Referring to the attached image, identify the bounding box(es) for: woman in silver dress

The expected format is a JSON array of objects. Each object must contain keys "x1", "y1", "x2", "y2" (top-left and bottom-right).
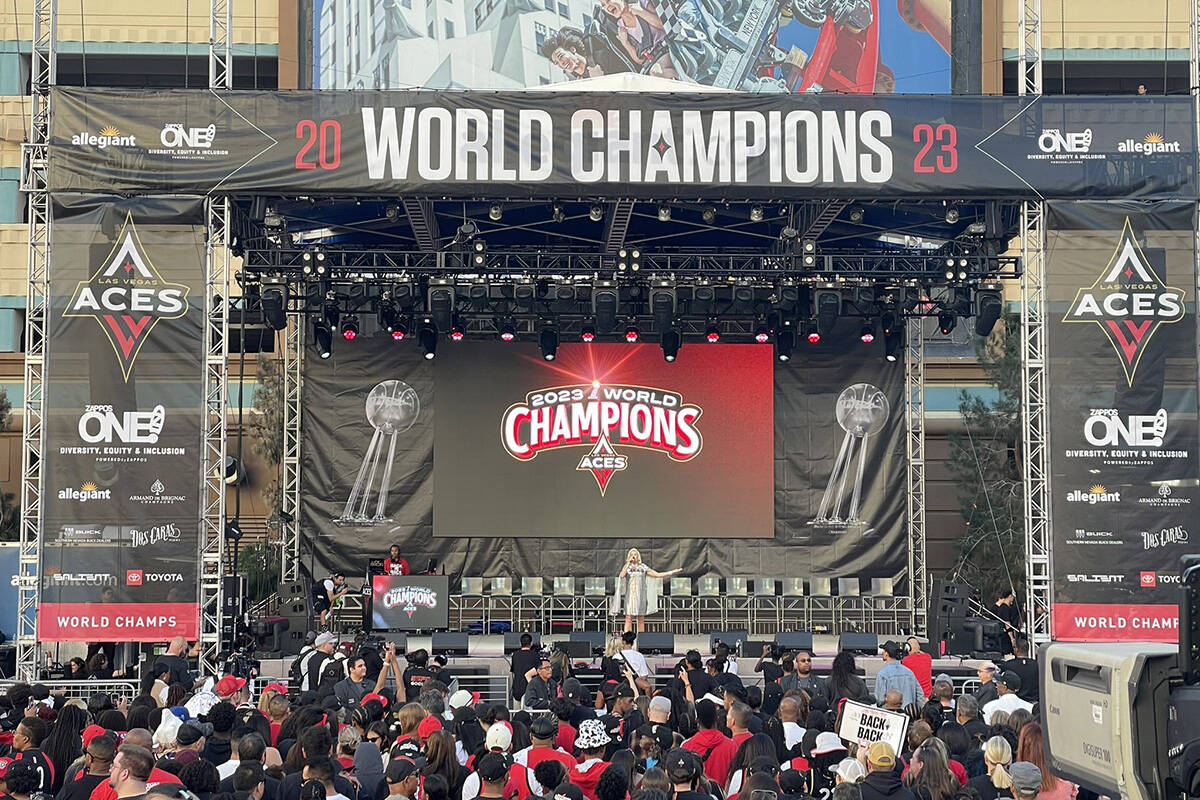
[{"x1": 614, "y1": 548, "x2": 681, "y2": 633}]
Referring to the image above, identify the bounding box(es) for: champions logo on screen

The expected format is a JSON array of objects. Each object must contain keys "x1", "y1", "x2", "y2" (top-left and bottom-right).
[
  {"x1": 381, "y1": 586, "x2": 439, "y2": 618},
  {"x1": 501, "y1": 382, "x2": 702, "y2": 496},
  {"x1": 62, "y1": 213, "x2": 190, "y2": 382},
  {"x1": 1064, "y1": 218, "x2": 1185, "y2": 386}
]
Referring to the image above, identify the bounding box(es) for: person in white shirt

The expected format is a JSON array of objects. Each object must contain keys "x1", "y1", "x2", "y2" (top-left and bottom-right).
[
  {"x1": 778, "y1": 696, "x2": 805, "y2": 751},
  {"x1": 983, "y1": 671, "x2": 1034, "y2": 724},
  {"x1": 619, "y1": 631, "x2": 651, "y2": 679}
]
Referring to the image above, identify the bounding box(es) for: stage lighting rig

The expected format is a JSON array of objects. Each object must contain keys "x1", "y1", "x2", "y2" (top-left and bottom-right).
[
  {"x1": 692, "y1": 284, "x2": 716, "y2": 315},
  {"x1": 450, "y1": 320, "x2": 465, "y2": 341},
  {"x1": 301, "y1": 247, "x2": 327, "y2": 277},
  {"x1": 322, "y1": 294, "x2": 340, "y2": 329},
  {"x1": 385, "y1": 203, "x2": 401, "y2": 221},
  {"x1": 261, "y1": 286, "x2": 287, "y2": 331},
  {"x1": 489, "y1": 203, "x2": 503, "y2": 221},
  {"x1": 454, "y1": 220, "x2": 479, "y2": 244},
  {"x1": 581, "y1": 323, "x2": 596, "y2": 343},
  {"x1": 814, "y1": 288, "x2": 840, "y2": 335},
  {"x1": 754, "y1": 321, "x2": 770, "y2": 343},
  {"x1": 593, "y1": 282, "x2": 618, "y2": 331},
  {"x1": 499, "y1": 320, "x2": 516, "y2": 342},
  {"x1": 859, "y1": 323, "x2": 875, "y2": 344},
  {"x1": 849, "y1": 206, "x2": 865, "y2": 223},
  {"x1": 471, "y1": 239, "x2": 488, "y2": 268},
  {"x1": 391, "y1": 319, "x2": 408, "y2": 341},
  {"x1": 705, "y1": 321, "x2": 720, "y2": 343},
  {"x1": 701, "y1": 206, "x2": 717, "y2": 224},
  {"x1": 651, "y1": 285, "x2": 676, "y2": 330},
  {"x1": 776, "y1": 319, "x2": 796, "y2": 361},
  {"x1": 589, "y1": 204, "x2": 605, "y2": 222},
  {"x1": 539, "y1": 321, "x2": 560, "y2": 361},
  {"x1": 377, "y1": 296, "x2": 398, "y2": 333},
  {"x1": 552, "y1": 202, "x2": 566, "y2": 223},
  {"x1": 341, "y1": 316, "x2": 359, "y2": 341},
  {"x1": 313, "y1": 319, "x2": 333, "y2": 360},
  {"x1": 616, "y1": 248, "x2": 641, "y2": 272},
  {"x1": 624, "y1": 322, "x2": 640, "y2": 343},
  {"x1": 661, "y1": 327, "x2": 682, "y2": 362},
  {"x1": 750, "y1": 205, "x2": 764, "y2": 222},
  {"x1": 427, "y1": 282, "x2": 455, "y2": 330},
  {"x1": 658, "y1": 205, "x2": 672, "y2": 222},
  {"x1": 418, "y1": 318, "x2": 437, "y2": 359},
  {"x1": 884, "y1": 323, "x2": 904, "y2": 362},
  {"x1": 945, "y1": 205, "x2": 960, "y2": 224},
  {"x1": 937, "y1": 310, "x2": 957, "y2": 336},
  {"x1": 804, "y1": 320, "x2": 821, "y2": 344},
  {"x1": 975, "y1": 287, "x2": 1003, "y2": 337}
]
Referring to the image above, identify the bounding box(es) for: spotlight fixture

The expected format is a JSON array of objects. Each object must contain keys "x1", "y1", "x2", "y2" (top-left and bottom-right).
[
  {"x1": 938, "y1": 310, "x2": 957, "y2": 336},
  {"x1": 881, "y1": 310, "x2": 897, "y2": 336},
  {"x1": 957, "y1": 258, "x2": 969, "y2": 281},
  {"x1": 450, "y1": 321, "x2": 465, "y2": 341},
  {"x1": 617, "y1": 248, "x2": 641, "y2": 272},
  {"x1": 377, "y1": 298, "x2": 398, "y2": 333},
  {"x1": 975, "y1": 289, "x2": 1003, "y2": 337},
  {"x1": 313, "y1": 320, "x2": 333, "y2": 359},
  {"x1": 944, "y1": 258, "x2": 956, "y2": 280},
  {"x1": 624, "y1": 323, "x2": 640, "y2": 343},
  {"x1": 456, "y1": 220, "x2": 479, "y2": 242},
  {"x1": 340, "y1": 316, "x2": 359, "y2": 341},
  {"x1": 661, "y1": 328, "x2": 681, "y2": 362},
  {"x1": 859, "y1": 323, "x2": 875, "y2": 344},
  {"x1": 385, "y1": 203, "x2": 401, "y2": 221},
  {"x1": 471, "y1": 238, "x2": 487, "y2": 268},
  {"x1": 967, "y1": 221, "x2": 987, "y2": 234},
  {"x1": 945, "y1": 206, "x2": 960, "y2": 224},
  {"x1": 805, "y1": 321, "x2": 821, "y2": 344},
  {"x1": 589, "y1": 204, "x2": 604, "y2": 222},
  {"x1": 701, "y1": 206, "x2": 717, "y2": 224},
  {"x1": 814, "y1": 289, "x2": 840, "y2": 335},
  {"x1": 776, "y1": 319, "x2": 796, "y2": 362},
  {"x1": 539, "y1": 322, "x2": 560, "y2": 361},
  {"x1": 552, "y1": 203, "x2": 565, "y2": 223},
  {"x1": 499, "y1": 320, "x2": 516, "y2": 342},
  {"x1": 488, "y1": 203, "x2": 503, "y2": 221},
  {"x1": 581, "y1": 323, "x2": 596, "y2": 343},
  {"x1": 418, "y1": 318, "x2": 437, "y2": 359},
  {"x1": 705, "y1": 321, "x2": 720, "y2": 343},
  {"x1": 780, "y1": 226, "x2": 799, "y2": 241},
  {"x1": 884, "y1": 323, "x2": 904, "y2": 363},
  {"x1": 754, "y1": 322, "x2": 770, "y2": 344},
  {"x1": 849, "y1": 206, "x2": 865, "y2": 223},
  {"x1": 322, "y1": 296, "x2": 340, "y2": 329},
  {"x1": 261, "y1": 287, "x2": 287, "y2": 331},
  {"x1": 801, "y1": 240, "x2": 817, "y2": 254},
  {"x1": 592, "y1": 284, "x2": 617, "y2": 332},
  {"x1": 750, "y1": 205, "x2": 764, "y2": 222},
  {"x1": 391, "y1": 319, "x2": 408, "y2": 341},
  {"x1": 658, "y1": 205, "x2": 672, "y2": 222}
]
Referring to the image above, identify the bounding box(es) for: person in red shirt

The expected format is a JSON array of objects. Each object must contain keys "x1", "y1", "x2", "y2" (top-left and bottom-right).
[
  {"x1": 515, "y1": 718, "x2": 576, "y2": 772},
  {"x1": 384, "y1": 545, "x2": 410, "y2": 576},
  {"x1": 681, "y1": 700, "x2": 737, "y2": 789},
  {"x1": 88, "y1": 731, "x2": 181, "y2": 800},
  {"x1": 568, "y1": 720, "x2": 612, "y2": 800},
  {"x1": 903, "y1": 637, "x2": 934, "y2": 698}
]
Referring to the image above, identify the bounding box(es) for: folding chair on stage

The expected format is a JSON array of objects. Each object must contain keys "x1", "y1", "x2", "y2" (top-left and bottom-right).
[
  {"x1": 580, "y1": 578, "x2": 609, "y2": 631},
  {"x1": 548, "y1": 577, "x2": 577, "y2": 632},
  {"x1": 864, "y1": 577, "x2": 898, "y2": 634},
  {"x1": 695, "y1": 574, "x2": 725, "y2": 631},
  {"x1": 836, "y1": 577, "x2": 862, "y2": 632},
  {"x1": 455, "y1": 577, "x2": 487, "y2": 632},
  {"x1": 750, "y1": 578, "x2": 780, "y2": 635},
  {"x1": 725, "y1": 576, "x2": 752, "y2": 632},
  {"x1": 806, "y1": 577, "x2": 834, "y2": 632},
  {"x1": 666, "y1": 577, "x2": 695, "y2": 634},
  {"x1": 488, "y1": 577, "x2": 515, "y2": 633},
  {"x1": 780, "y1": 578, "x2": 806, "y2": 629},
  {"x1": 515, "y1": 577, "x2": 545, "y2": 632}
]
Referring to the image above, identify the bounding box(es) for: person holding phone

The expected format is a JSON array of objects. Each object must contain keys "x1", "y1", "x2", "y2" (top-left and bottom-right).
[{"x1": 612, "y1": 549, "x2": 680, "y2": 634}]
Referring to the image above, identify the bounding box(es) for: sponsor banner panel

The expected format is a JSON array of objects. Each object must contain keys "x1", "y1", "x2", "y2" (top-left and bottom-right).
[
  {"x1": 41, "y1": 196, "x2": 205, "y2": 638},
  {"x1": 299, "y1": 321, "x2": 905, "y2": 580},
  {"x1": 49, "y1": 90, "x2": 1195, "y2": 200},
  {"x1": 369, "y1": 575, "x2": 450, "y2": 631},
  {"x1": 1046, "y1": 201, "x2": 1199, "y2": 641},
  {"x1": 38, "y1": 602, "x2": 200, "y2": 641}
]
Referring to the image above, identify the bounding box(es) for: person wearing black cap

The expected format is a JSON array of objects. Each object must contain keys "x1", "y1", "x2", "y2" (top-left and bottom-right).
[
  {"x1": 601, "y1": 682, "x2": 644, "y2": 757},
  {"x1": 471, "y1": 754, "x2": 514, "y2": 800},
  {"x1": 677, "y1": 651, "x2": 714, "y2": 702},
  {"x1": 982, "y1": 672, "x2": 1033, "y2": 724},
  {"x1": 634, "y1": 724, "x2": 674, "y2": 771},
  {"x1": 515, "y1": 717, "x2": 575, "y2": 772},
  {"x1": 385, "y1": 757, "x2": 423, "y2": 800},
  {"x1": 998, "y1": 639, "x2": 1039, "y2": 704},
  {"x1": 664, "y1": 748, "x2": 710, "y2": 800}
]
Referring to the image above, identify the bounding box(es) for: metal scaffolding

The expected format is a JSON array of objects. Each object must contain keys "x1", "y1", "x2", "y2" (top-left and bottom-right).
[
  {"x1": 1018, "y1": 0, "x2": 1050, "y2": 645},
  {"x1": 905, "y1": 320, "x2": 927, "y2": 636},
  {"x1": 280, "y1": 320, "x2": 304, "y2": 583},
  {"x1": 16, "y1": 0, "x2": 56, "y2": 681}
]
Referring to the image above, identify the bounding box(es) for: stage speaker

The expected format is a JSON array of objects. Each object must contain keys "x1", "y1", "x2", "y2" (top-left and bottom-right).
[
  {"x1": 775, "y1": 631, "x2": 815, "y2": 652},
  {"x1": 746, "y1": 641, "x2": 773, "y2": 660},
  {"x1": 280, "y1": 629, "x2": 306, "y2": 657},
  {"x1": 505, "y1": 632, "x2": 540, "y2": 654},
  {"x1": 838, "y1": 632, "x2": 879, "y2": 654},
  {"x1": 639, "y1": 632, "x2": 675, "y2": 655},
  {"x1": 569, "y1": 631, "x2": 606, "y2": 652},
  {"x1": 557, "y1": 640, "x2": 592, "y2": 659},
  {"x1": 432, "y1": 632, "x2": 469, "y2": 657},
  {"x1": 930, "y1": 577, "x2": 970, "y2": 651},
  {"x1": 382, "y1": 632, "x2": 408, "y2": 653},
  {"x1": 277, "y1": 580, "x2": 307, "y2": 603},
  {"x1": 710, "y1": 631, "x2": 749, "y2": 655},
  {"x1": 946, "y1": 623, "x2": 976, "y2": 656}
]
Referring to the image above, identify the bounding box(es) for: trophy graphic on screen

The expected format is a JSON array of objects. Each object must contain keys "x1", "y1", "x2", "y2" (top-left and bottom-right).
[
  {"x1": 811, "y1": 382, "x2": 890, "y2": 532},
  {"x1": 335, "y1": 380, "x2": 420, "y2": 526}
]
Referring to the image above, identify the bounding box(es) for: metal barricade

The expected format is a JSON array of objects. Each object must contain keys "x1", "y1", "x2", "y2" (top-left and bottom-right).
[
  {"x1": 455, "y1": 672, "x2": 510, "y2": 707},
  {"x1": 0, "y1": 679, "x2": 138, "y2": 701}
]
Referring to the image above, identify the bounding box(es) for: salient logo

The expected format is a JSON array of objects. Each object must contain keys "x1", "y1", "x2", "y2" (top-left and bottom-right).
[
  {"x1": 62, "y1": 213, "x2": 190, "y2": 382},
  {"x1": 1118, "y1": 132, "x2": 1182, "y2": 155},
  {"x1": 1066, "y1": 484, "x2": 1121, "y2": 504},
  {"x1": 1084, "y1": 408, "x2": 1166, "y2": 448},
  {"x1": 70, "y1": 125, "x2": 137, "y2": 149},
  {"x1": 44, "y1": 572, "x2": 115, "y2": 587},
  {"x1": 78, "y1": 404, "x2": 165, "y2": 444},
  {"x1": 1038, "y1": 128, "x2": 1092, "y2": 154},
  {"x1": 159, "y1": 123, "x2": 216, "y2": 149},
  {"x1": 501, "y1": 381, "x2": 702, "y2": 496},
  {"x1": 58, "y1": 481, "x2": 112, "y2": 503},
  {"x1": 1064, "y1": 218, "x2": 1185, "y2": 386},
  {"x1": 1067, "y1": 574, "x2": 1124, "y2": 583}
]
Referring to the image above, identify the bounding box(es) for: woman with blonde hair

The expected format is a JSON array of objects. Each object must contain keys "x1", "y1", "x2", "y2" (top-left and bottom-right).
[
  {"x1": 1016, "y1": 723, "x2": 1077, "y2": 800},
  {"x1": 612, "y1": 548, "x2": 681, "y2": 633},
  {"x1": 966, "y1": 736, "x2": 1015, "y2": 800}
]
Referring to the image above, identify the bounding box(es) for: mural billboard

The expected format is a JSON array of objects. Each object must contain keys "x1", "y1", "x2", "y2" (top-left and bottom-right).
[{"x1": 312, "y1": 0, "x2": 951, "y2": 93}]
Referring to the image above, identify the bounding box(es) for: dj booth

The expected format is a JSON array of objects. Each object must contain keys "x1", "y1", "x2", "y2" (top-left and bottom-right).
[{"x1": 363, "y1": 559, "x2": 450, "y2": 632}]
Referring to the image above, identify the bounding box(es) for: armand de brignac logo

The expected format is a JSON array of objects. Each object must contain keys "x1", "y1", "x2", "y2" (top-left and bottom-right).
[
  {"x1": 1064, "y1": 218, "x2": 1185, "y2": 386},
  {"x1": 62, "y1": 213, "x2": 190, "y2": 381},
  {"x1": 500, "y1": 380, "x2": 703, "y2": 496}
]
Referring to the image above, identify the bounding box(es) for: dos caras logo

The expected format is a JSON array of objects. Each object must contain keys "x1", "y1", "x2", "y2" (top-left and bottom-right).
[
  {"x1": 63, "y1": 213, "x2": 190, "y2": 382},
  {"x1": 1064, "y1": 218, "x2": 1185, "y2": 386},
  {"x1": 501, "y1": 382, "x2": 702, "y2": 496}
]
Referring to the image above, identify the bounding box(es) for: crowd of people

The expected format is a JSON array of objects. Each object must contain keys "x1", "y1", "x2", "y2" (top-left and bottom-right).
[{"x1": 0, "y1": 631, "x2": 1073, "y2": 800}]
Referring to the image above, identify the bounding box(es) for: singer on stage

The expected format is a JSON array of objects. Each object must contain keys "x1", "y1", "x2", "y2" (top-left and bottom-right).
[{"x1": 612, "y1": 548, "x2": 680, "y2": 633}]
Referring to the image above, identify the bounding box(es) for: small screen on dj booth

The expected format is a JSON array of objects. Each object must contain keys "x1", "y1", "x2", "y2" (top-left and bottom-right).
[{"x1": 370, "y1": 574, "x2": 450, "y2": 630}]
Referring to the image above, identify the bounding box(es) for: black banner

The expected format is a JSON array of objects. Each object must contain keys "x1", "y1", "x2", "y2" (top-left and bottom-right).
[
  {"x1": 299, "y1": 319, "x2": 905, "y2": 584},
  {"x1": 369, "y1": 575, "x2": 450, "y2": 631},
  {"x1": 50, "y1": 90, "x2": 1196, "y2": 200},
  {"x1": 1046, "y1": 201, "x2": 1199, "y2": 642},
  {"x1": 40, "y1": 196, "x2": 206, "y2": 642}
]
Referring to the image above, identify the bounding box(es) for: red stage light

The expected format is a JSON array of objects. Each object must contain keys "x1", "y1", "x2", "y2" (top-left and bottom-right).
[
  {"x1": 391, "y1": 330, "x2": 405, "y2": 341},
  {"x1": 860, "y1": 332, "x2": 875, "y2": 343},
  {"x1": 755, "y1": 331, "x2": 769, "y2": 343},
  {"x1": 706, "y1": 331, "x2": 720, "y2": 343},
  {"x1": 342, "y1": 329, "x2": 357, "y2": 341},
  {"x1": 581, "y1": 330, "x2": 595, "y2": 343},
  {"x1": 625, "y1": 327, "x2": 640, "y2": 343},
  {"x1": 450, "y1": 327, "x2": 465, "y2": 342},
  {"x1": 807, "y1": 331, "x2": 821, "y2": 344},
  {"x1": 500, "y1": 331, "x2": 515, "y2": 342}
]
